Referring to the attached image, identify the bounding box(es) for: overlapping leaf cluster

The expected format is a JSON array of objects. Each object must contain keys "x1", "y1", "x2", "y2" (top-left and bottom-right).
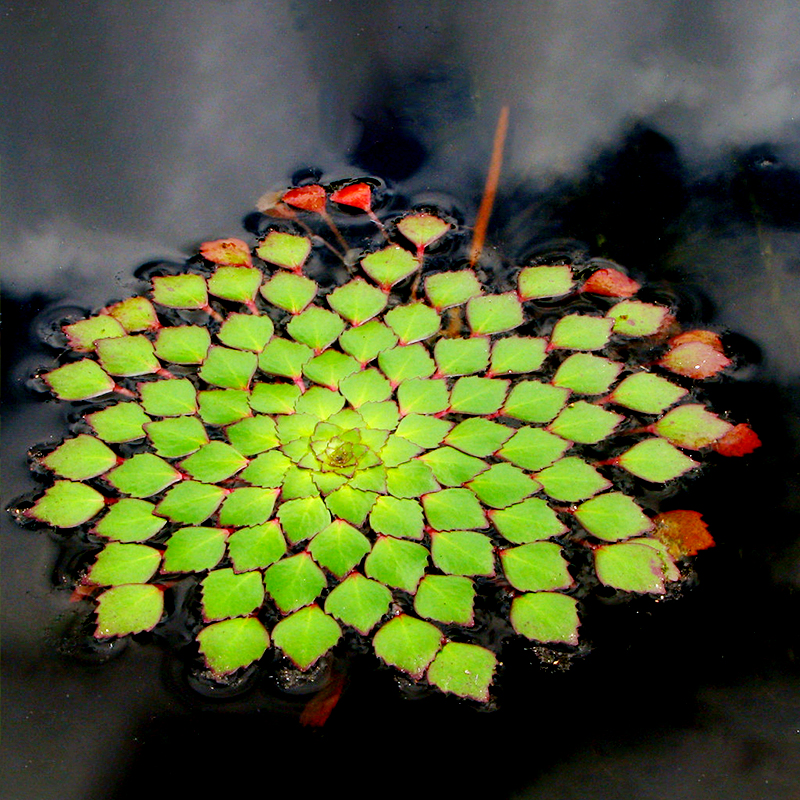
[{"x1": 23, "y1": 182, "x2": 759, "y2": 702}]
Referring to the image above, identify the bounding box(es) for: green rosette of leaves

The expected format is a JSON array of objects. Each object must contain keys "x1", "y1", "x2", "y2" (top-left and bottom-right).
[{"x1": 22, "y1": 184, "x2": 759, "y2": 704}]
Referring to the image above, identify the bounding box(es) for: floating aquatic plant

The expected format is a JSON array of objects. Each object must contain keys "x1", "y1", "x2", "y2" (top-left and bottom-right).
[{"x1": 17, "y1": 177, "x2": 760, "y2": 709}]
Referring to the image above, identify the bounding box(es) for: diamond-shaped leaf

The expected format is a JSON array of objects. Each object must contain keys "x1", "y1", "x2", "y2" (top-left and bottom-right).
[
  {"x1": 518, "y1": 265, "x2": 575, "y2": 299},
  {"x1": 226, "y1": 415, "x2": 279, "y2": 456},
  {"x1": 44, "y1": 360, "x2": 115, "y2": 401},
  {"x1": 106, "y1": 296, "x2": 159, "y2": 332},
  {"x1": 449, "y1": 377, "x2": 508, "y2": 415},
  {"x1": 660, "y1": 341, "x2": 731, "y2": 379},
  {"x1": 364, "y1": 536, "x2": 429, "y2": 592},
  {"x1": 397, "y1": 213, "x2": 451, "y2": 252},
  {"x1": 496, "y1": 426, "x2": 570, "y2": 471},
  {"x1": 95, "y1": 584, "x2": 164, "y2": 637},
  {"x1": 263, "y1": 552, "x2": 326, "y2": 613},
  {"x1": 536, "y1": 457, "x2": 611, "y2": 502},
  {"x1": 395, "y1": 413, "x2": 452, "y2": 448},
  {"x1": 180, "y1": 441, "x2": 248, "y2": 483},
  {"x1": 466, "y1": 463, "x2": 539, "y2": 508},
  {"x1": 548, "y1": 401, "x2": 624, "y2": 444},
  {"x1": 249, "y1": 382, "x2": 301, "y2": 414},
  {"x1": 87, "y1": 403, "x2": 150, "y2": 443},
  {"x1": 338, "y1": 319, "x2": 397, "y2": 362},
  {"x1": 201, "y1": 238, "x2": 252, "y2": 267},
  {"x1": 277, "y1": 496, "x2": 331, "y2": 544},
  {"x1": 227, "y1": 521, "x2": 286, "y2": 572},
  {"x1": 609, "y1": 372, "x2": 687, "y2": 414},
  {"x1": 369, "y1": 496, "x2": 424, "y2": 540},
  {"x1": 552, "y1": 354, "x2": 622, "y2": 395},
  {"x1": 216, "y1": 313, "x2": 274, "y2": 352},
  {"x1": 339, "y1": 369, "x2": 392, "y2": 407},
  {"x1": 444, "y1": 418, "x2": 513, "y2": 457},
  {"x1": 418, "y1": 447, "x2": 488, "y2": 486},
  {"x1": 325, "y1": 573, "x2": 392, "y2": 635},
  {"x1": 424, "y1": 270, "x2": 481, "y2": 310},
  {"x1": 433, "y1": 337, "x2": 490, "y2": 377},
  {"x1": 489, "y1": 336, "x2": 548, "y2": 375},
  {"x1": 385, "y1": 460, "x2": 439, "y2": 498},
  {"x1": 207, "y1": 267, "x2": 262, "y2": 303},
  {"x1": 430, "y1": 530, "x2": 495, "y2": 576},
  {"x1": 574, "y1": 492, "x2": 654, "y2": 541},
  {"x1": 361, "y1": 245, "x2": 420, "y2": 289},
  {"x1": 421, "y1": 488, "x2": 487, "y2": 531},
  {"x1": 414, "y1": 575, "x2": 475, "y2": 625},
  {"x1": 64, "y1": 315, "x2": 126, "y2": 352},
  {"x1": 308, "y1": 520, "x2": 371, "y2": 577},
  {"x1": 42, "y1": 435, "x2": 117, "y2": 480},
  {"x1": 106, "y1": 452, "x2": 181, "y2": 497},
  {"x1": 201, "y1": 568, "x2": 265, "y2": 621},
  {"x1": 378, "y1": 344, "x2": 436, "y2": 385},
  {"x1": 303, "y1": 350, "x2": 360, "y2": 389},
  {"x1": 27, "y1": 480, "x2": 105, "y2": 527},
  {"x1": 372, "y1": 614, "x2": 443, "y2": 677},
  {"x1": 500, "y1": 541, "x2": 572, "y2": 592},
  {"x1": 154, "y1": 325, "x2": 211, "y2": 364},
  {"x1": 139, "y1": 378, "x2": 197, "y2": 416},
  {"x1": 287, "y1": 307, "x2": 345, "y2": 352},
  {"x1": 219, "y1": 487, "x2": 279, "y2": 527},
  {"x1": 260, "y1": 272, "x2": 316, "y2": 313},
  {"x1": 258, "y1": 338, "x2": 312, "y2": 380},
  {"x1": 256, "y1": 231, "x2": 311, "y2": 271},
  {"x1": 607, "y1": 300, "x2": 670, "y2": 336},
  {"x1": 466, "y1": 293, "x2": 524, "y2": 335},
  {"x1": 510, "y1": 592, "x2": 579, "y2": 645},
  {"x1": 199, "y1": 346, "x2": 257, "y2": 390},
  {"x1": 489, "y1": 497, "x2": 567, "y2": 543},
  {"x1": 162, "y1": 526, "x2": 228, "y2": 573},
  {"x1": 198, "y1": 389, "x2": 252, "y2": 425},
  {"x1": 502, "y1": 381, "x2": 569, "y2": 423},
  {"x1": 152, "y1": 274, "x2": 208, "y2": 310},
  {"x1": 594, "y1": 539, "x2": 677, "y2": 594},
  {"x1": 397, "y1": 378, "x2": 449, "y2": 415},
  {"x1": 653, "y1": 404, "x2": 733, "y2": 449},
  {"x1": 156, "y1": 481, "x2": 226, "y2": 524},
  {"x1": 549, "y1": 314, "x2": 613, "y2": 350},
  {"x1": 272, "y1": 605, "x2": 342, "y2": 670},
  {"x1": 197, "y1": 617, "x2": 270, "y2": 676},
  {"x1": 145, "y1": 415, "x2": 209, "y2": 458},
  {"x1": 427, "y1": 643, "x2": 496, "y2": 702},
  {"x1": 324, "y1": 485, "x2": 377, "y2": 526},
  {"x1": 615, "y1": 439, "x2": 699, "y2": 482},
  {"x1": 93, "y1": 499, "x2": 167, "y2": 543},
  {"x1": 87, "y1": 542, "x2": 161, "y2": 586},
  {"x1": 384, "y1": 302, "x2": 441, "y2": 344},
  {"x1": 328, "y1": 279, "x2": 388, "y2": 326}
]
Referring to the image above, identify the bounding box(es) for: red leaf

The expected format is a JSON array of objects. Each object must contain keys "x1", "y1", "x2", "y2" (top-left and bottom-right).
[
  {"x1": 200, "y1": 238, "x2": 252, "y2": 267},
  {"x1": 659, "y1": 341, "x2": 731, "y2": 379},
  {"x1": 581, "y1": 268, "x2": 641, "y2": 297},
  {"x1": 713, "y1": 423, "x2": 762, "y2": 456},
  {"x1": 668, "y1": 329, "x2": 724, "y2": 352},
  {"x1": 330, "y1": 182, "x2": 372, "y2": 213},
  {"x1": 283, "y1": 185, "x2": 327, "y2": 213},
  {"x1": 653, "y1": 510, "x2": 714, "y2": 558},
  {"x1": 299, "y1": 669, "x2": 347, "y2": 728}
]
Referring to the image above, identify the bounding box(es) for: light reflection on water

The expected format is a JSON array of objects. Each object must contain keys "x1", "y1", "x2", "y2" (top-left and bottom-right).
[{"x1": 3, "y1": 2, "x2": 800, "y2": 799}]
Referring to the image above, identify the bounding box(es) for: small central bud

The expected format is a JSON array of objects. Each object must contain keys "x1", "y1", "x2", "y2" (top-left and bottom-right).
[{"x1": 326, "y1": 441, "x2": 355, "y2": 468}]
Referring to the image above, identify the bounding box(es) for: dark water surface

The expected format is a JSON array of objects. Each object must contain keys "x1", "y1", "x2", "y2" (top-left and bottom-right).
[{"x1": 3, "y1": 2, "x2": 800, "y2": 799}]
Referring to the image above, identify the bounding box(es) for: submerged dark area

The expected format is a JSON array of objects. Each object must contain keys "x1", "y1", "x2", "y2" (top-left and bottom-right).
[{"x1": 3, "y1": 2, "x2": 800, "y2": 799}]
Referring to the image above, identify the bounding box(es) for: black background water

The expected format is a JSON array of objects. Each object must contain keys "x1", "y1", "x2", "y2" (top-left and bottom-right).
[{"x1": 3, "y1": 2, "x2": 800, "y2": 798}]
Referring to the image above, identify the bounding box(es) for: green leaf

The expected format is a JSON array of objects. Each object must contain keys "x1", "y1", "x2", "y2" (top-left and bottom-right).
[
  {"x1": 496, "y1": 426, "x2": 570, "y2": 471},
  {"x1": 364, "y1": 536, "x2": 429, "y2": 592},
  {"x1": 287, "y1": 306, "x2": 345, "y2": 351},
  {"x1": 385, "y1": 460, "x2": 439, "y2": 498},
  {"x1": 418, "y1": 447, "x2": 488, "y2": 486},
  {"x1": 107, "y1": 296, "x2": 159, "y2": 333},
  {"x1": 87, "y1": 542, "x2": 161, "y2": 586},
  {"x1": 44, "y1": 359, "x2": 115, "y2": 401},
  {"x1": 216, "y1": 313, "x2": 274, "y2": 352},
  {"x1": 397, "y1": 213, "x2": 451, "y2": 251},
  {"x1": 199, "y1": 346, "x2": 257, "y2": 390},
  {"x1": 139, "y1": 378, "x2": 197, "y2": 416},
  {"x1": 466, "y1": 293, "x2": 524, "y2": 335},
  {"x1": 255, "y1": 231, "x2": 311, "y2": 271},
  {"x1": 106, "y1": 452, "x2": 181, "y2": 497},
  {"x1": 197, "y1": 617, "x2": 270, "y2": 676},
  {"x1": 384, "y1": 302, "x2": 441, "y2": 344},
  {"x1": 27, "y1": 480, "x2": 105, "y2": 527},
  {"x1": 433, "y1": 337, "x2": 490, "y2": 376},
  {"x1": 548, "y1": 401, "x2": 624, "y2": 444},
  {"x1": 594, "y1": 540, "x2": 676, "y2": 594},
  {"x1": 145, "y1": 415, "x2": 209, "y2": 458},
  {"x1": 369, "y1": 496, "x2": 424, "y2": 539},
  {"x1": 201, "y1": 568, "x2": 265, "y2": 621},
  {"x1": 328, "y1": 279, "x2": 388, "y2": 326},
  {"x1": 263, "y1": 552, "x2": 327, "y2": 613},
  {"x1": 510, "y1": 592, "x2": 580, "y2": 645},
  {"x1": 615, "y1": 438, "x2": 699, "y2": 482},
  {"x1": 272, "y1": 605, "x2": 341, "y2": 670},
  {"x1": 355, "y1": 401, "x2": 400, "y2": 431},
  {"x1": 258, "y1": 338, "x2": 313, "y2": 379},
  {"x1": 152, "y1": 274, "x2": 208, "y2": 309},
  {"x1": 427, "y1": 642, "x2": 496, "y2": 702},
  {"x1": 443, "y1": 418, "x2": 514, "y2": 457},
  {"x1": 154, "y1": 325, "x2": 211, "y2": 364},
  {"x1": 93, "y1": 499, "x2": 167, "y2": 543},
  {"x1": 226, "y1": 415, "x2": 279, "y2": 455},
  {"x1": 552, "y1": 353, "x2": 622, "y2": 395},
  {"x1": 325, "y1": 573, "x2": 392, "y2": 634},
  {"x1": 206, "y1": 267, "x2": 263, "y2": 303},
  {"x1": 378, "y1": 343, "x2": 436, "y2": 385},
  {"x1": 303, "y1": 350, "x2": 360, "y2": 389},
  {"x1": 218, "y1": 487, "x2": 279, "y2": 527},
  {"x1": 386, "y1": 418, "x2": 443, "y2": 453},
  {"x1": 372, "y1": 614, "x2": 443, "y2": 677},
  {"x1": 430, "y1": 530, "x2": 495, "y2": 576},
  {"x1": 574, "y1": 492, "x2": 654, "y2": 541},
  {"x1": 64, "y1": 315, "x2": 126, "y2": 352},
  {"x1": 606, "y1": 300, "x2": 670, "y2": 336},
  {"x1": 95, "y1": 584, "x2": 164, "y2": 637},
  {"x1": 378, "y1": 434, "x2": 423, "y2": 467},
  {"x1": 489, "y1": 497, "x2": 567, "y2": 543},
  {"x1": 449, "y1": 377, "x2": 509, "y2": 415},
  {"x1": 360, "y1": 245, "x2": 420, "y2": 289},
  {"x1": 277, "y1": 496, "x2": 331, "y2": 544},
  {"x1": 180, "y1": 441, "x2": 248, "y2": 483},
  {"x1": 536, "y1": 457, "x2": 612, "y2": 502},
  {"x1": 414, "y1": 575, "x2": 475, "y2": 625},
  {"x1": 198, "y1": 389, "x2": 252, "y2": 425},
  {"x1": 489, "y1": 336, "x2": 548, "y2": 375},
  {"x1": 424, "y1": 270, "x2": 481, "y2": 310},
  {"x1": 466, "y1": 463, "x2": 540, "y2": 509},
  {"x1": 156, "y1": 481, "x2": 226, "y2": 524},
  {"x1": 227, "y1": 521, "x2": 286, "y2": 572},
  {"x1": 249, "y1": 382, "x2": 301, "y2": 414},
  {"x1": 260, "y1": 272, "x2": 317, "y2": 313},
  {"x1": 549, "y1": 314, "x2": 613, "y2": 350},
  {"x1": 275, "y1": 412, "x2": 317, "y2": 445},
  {"x1": 397, "y1": 378, "x2": 449, "y2": 415},
  {"x1": 308, "y1": 520, "x2": 371, "y2": 577},
  {"x1": 42, "y1": 435, "x2": 117, "y2": 480},
  {"x1": 518, "y1": 265, "x2": 575, "y2": 299},
  {"x1": 87, "y1": 402, "x2": 149, "y2": 443},
  {"x1": 162, "y1": 526, "x2": 228, "y2": 573},
  {"x1": 421, "y1": 488, "x2": 487, "y2": 531},
  {"x1": 499, "y1": 542, "x2": 572, "y2": 591},
  {"x1": 502, "y1": 380, "x2": 569, "y2": 423},
  {"x1": 337, "y1": 370, "x2": 390, "y2": 408},
  {"x1": 653, "y1": 404, "x2": 733, "y2": 449},
  {"x1": 324, "y1": 485, "x2": 377, "y2": 526},
  {"x1": 338, "y1": 319, "x2": 397, "y2": 363}
]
